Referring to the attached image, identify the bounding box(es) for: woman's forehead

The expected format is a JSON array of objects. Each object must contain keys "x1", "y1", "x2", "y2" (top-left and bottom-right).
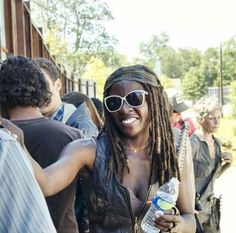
[
  {"x1": 109, "y1": 80, "x2": 144, "y2": 94},
  {"x1": 206, "y1": 108, "x2": 221, "y2": 116}
]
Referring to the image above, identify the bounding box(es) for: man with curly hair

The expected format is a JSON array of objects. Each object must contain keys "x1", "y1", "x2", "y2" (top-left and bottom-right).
[{"x1": 0, "y1": 55, "x2": 84, "y2": 233}]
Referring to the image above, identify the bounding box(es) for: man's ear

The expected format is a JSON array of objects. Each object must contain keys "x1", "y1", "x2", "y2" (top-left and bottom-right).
[{"x1": 55, "y1": 79, "x2": 62, "y2": 92}]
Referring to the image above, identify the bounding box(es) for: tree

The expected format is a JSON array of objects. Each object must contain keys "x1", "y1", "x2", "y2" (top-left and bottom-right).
[
  {"x1": 160, "y1": 74, "x2": 175, "y2": 89},
  {"x1": 229, "y1": 81, "x2": 236, "y2": 117},
  {"x1": 182, "y1": 67, "x2": 206, "y2": 101},
  {"x1": 30, "y1": 0, "x2": 117, "y2": 75},
  {"x1": 136, "y1": 32, "x2": 169, "y2": 69},
  {"x1": 82, "y1": 57, "x2": 113, "y2": 99},
  {"x1": 222, "y1": 37, "x2": 236, "y2": 84},
  {"x1": 177, "y1": 48, "x2": 201, "y2": 75},
  {"x1": 201, "y1": 47, "x2": 219, "y2": 88},
  {"x1": 159, "y1": 47, "x2": 182, "y2": 79}
]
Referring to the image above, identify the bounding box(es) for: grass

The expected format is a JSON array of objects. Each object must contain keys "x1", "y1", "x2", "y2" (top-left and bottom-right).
[{"x1": 215, "y1": 118, "x2": 236, "y2": 165}]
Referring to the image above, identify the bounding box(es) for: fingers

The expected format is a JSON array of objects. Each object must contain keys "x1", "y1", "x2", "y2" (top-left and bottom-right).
[
  {"x1": 154, "y1": 209, "x2": 181, "y2": 232},
  {"x1": 154, "y1": 216, "x2": 180, "y2": 232},
  {"x1": 221, "y1": 152, "x2": 232, "y2": 164},
  {"x1": 221, "y1": 152, "x2": 232, "y2": 158},
  {"x1": 1, "y1": 128, "x2": 18, "y2": 139},
  {"x1": 146, "y1": 200, "x2": 152, "y2": 205}
]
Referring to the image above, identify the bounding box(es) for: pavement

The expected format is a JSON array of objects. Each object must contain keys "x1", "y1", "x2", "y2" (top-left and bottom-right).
[{"x1": 214, "y1": 165, "x2": 236, "y2": 233}]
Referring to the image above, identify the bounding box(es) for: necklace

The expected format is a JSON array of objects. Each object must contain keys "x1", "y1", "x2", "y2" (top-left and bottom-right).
[{"x1": 123, "y1": 141, "x2": 151, "y2": 153}]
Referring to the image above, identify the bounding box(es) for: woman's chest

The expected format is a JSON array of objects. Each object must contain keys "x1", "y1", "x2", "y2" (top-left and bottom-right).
[{"x1": 122, "y1": 157, "x2": 150, "y2": 214}]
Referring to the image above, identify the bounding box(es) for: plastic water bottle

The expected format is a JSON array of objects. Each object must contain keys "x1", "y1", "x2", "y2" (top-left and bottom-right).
[{"x1": 141, "y1": 177, "x2": 180, "y2": 233}]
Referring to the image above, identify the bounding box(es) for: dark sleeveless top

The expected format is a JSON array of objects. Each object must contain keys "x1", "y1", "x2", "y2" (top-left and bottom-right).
[{"x1": 82, "y1": 133, "x2": 159, "y2": 233}]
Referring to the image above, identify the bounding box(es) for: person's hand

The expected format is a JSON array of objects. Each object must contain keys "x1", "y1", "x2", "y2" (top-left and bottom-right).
[
  {"x1": 153, "y1": 207, "x2": 181, "y2": 232},
  {"x1": 0, "y1": 127, "x2": 18, "y2": 139},
  {"x1": 221, "y1": 151, "x2": 232, "y2": 166},
  {"x1": 0, "y1": 119, "x2": 18, "y2": 139}
]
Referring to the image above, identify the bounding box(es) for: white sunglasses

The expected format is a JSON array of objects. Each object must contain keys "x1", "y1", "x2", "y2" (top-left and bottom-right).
[{"x1": 104, "y1": 90, "x2": 148, "y2": 113}]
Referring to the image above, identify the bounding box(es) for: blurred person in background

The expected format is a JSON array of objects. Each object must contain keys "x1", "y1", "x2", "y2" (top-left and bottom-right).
[
  {"x1": 62, "y1": 91, "x2": 103, "y2": 131},
  {"x1": 35, "y1": 57, "x2": 99, "y2": 137},
  {"x1": 169, "y1": 93, "x2": 196, "y2": 137},
  {"x1": 190, "y1": 97, "x2": 232, "y2": 233},
  {"x1": 0, "y1": 55, "x2": 83, "y2": 233},
  {"x1": 91, "y1": 97, "x2": 104, "y2": 122}
]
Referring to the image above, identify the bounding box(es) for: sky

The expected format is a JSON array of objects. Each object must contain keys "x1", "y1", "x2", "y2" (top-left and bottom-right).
[{"x1": 104, "y1": 0, "x2": 236, "y2": 58}]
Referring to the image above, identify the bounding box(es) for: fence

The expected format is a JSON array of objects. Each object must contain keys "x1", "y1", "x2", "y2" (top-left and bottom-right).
[{"x1": 0, "y1": 0, "x2": 96, "y2": 97}]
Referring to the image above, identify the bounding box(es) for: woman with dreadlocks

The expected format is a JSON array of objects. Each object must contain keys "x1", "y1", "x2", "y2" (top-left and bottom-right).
[{"x1": 31, "y1": 65, "x2": 195, "y2": 233}]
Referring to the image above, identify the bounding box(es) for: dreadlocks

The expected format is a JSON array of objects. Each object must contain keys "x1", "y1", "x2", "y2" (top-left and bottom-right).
[{"x1": 103, "y1": 65, "x2": 179, "y2": 185}]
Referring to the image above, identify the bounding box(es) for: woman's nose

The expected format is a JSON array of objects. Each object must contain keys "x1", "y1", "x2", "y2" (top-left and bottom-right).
[{"x1": 120, "y1": 100, "x2": 132, "y2": 113}]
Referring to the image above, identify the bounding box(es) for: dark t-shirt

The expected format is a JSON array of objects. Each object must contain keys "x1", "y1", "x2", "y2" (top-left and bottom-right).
[{"x1": 13, "y1": 117, "x2": 83, "y2": 233}]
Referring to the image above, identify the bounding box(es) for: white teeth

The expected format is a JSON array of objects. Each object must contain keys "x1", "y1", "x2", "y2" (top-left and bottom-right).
[{"x1": 122, "y1": 118, "x2": 136, "y2": 124}]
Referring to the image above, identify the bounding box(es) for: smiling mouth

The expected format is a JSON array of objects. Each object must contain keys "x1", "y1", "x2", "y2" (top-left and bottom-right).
[{"x1": 121, "y1": 117, "x2": 137, "y2": 124}]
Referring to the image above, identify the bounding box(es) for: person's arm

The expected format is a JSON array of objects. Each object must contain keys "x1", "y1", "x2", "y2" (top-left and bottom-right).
[
  {"x1": 30, "y1": 138, "x2": 96, "y2": 196},
  {"x1": 154, "y1": 138, "x2": 196, "y2": 233},
  {"x1": 175, "y1": 138, "x2": 196, "y2": 233}
]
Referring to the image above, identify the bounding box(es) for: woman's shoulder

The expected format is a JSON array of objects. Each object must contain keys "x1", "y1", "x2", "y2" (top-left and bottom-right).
[
  {"x1": 189, "y1": 133, "x2": 200, "y2": 144},
  {"x1": 63, "y1": 137, "x2": 97, "y2": 169},
  {"x1": 69, "y1": 137, "x2": 97, "y2": 152}
]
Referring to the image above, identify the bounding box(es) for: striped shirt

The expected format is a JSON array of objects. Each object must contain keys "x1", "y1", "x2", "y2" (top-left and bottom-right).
[{"x1": 0, "y1": 130, "x2": 56, "y2": 233}]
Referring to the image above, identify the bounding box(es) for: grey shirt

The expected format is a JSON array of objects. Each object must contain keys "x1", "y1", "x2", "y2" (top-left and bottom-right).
[{"x1": 190, "y1": 132, "x2": 222, "y2": 214}]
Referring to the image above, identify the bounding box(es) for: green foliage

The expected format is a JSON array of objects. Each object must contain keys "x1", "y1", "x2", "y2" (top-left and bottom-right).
[
  {"x1": 230, "y1": 81, "x2": 236, "y2": 117},
  {"x1": 201, "y1": 47, "x2": 219, "y2": 88},
  {"x1": 177, "y1": 48, "x2": 202, "y2": 75},
  {"x1": 137, "y1": 34, "x2": 236, "y2": 103},
  {"x1": 137, "y1": 32, "x2": 169, "y2": 69},
  {"x1": 182, "y1": 67, "x2": 206, "y2": 101},
  {"x1": 160, "y1": 74, "x2": 175, "y2": 89},
  {"x1": 159, "y1": 47, "x2": 182, "y2": 79},
  {"x1": 30, "y1": 0, "x2": 118, "y2": 75},
  {"x1": 81, "y1": 57, "x2": 113, "y2": 99},
  {"x1": 28, "y1": 1, "x2": 236, "y2": 103},
  {"x1": 222, "y1": 38, "x2": 236, "y2": 84},
  {"x1": 216, "y1": 118, "x2": 236, "y2": 165}
]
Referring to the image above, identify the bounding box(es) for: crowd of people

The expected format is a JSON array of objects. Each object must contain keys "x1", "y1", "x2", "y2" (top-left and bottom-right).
[{"x1": 0, "y1": 55, "x2": 232, "y2": 233}]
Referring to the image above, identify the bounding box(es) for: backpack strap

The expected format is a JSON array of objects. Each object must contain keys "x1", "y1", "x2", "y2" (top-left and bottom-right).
[{"x1": 176, "y1": 122, "x2": 190, "y2": 176}]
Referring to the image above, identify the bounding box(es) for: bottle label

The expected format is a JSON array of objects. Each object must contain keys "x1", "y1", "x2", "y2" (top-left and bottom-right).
[
  {"x1": 152, "y1": 195, "x2": 174, "y2": 210},
  {"x1": 141, "y1": 205, "x2": 160, "y2": 233}
]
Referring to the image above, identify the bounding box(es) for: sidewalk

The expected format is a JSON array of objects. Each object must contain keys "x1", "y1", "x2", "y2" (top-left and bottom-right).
[{"x1": 214, "y1": 165, "x2": 236, "y2": 233}]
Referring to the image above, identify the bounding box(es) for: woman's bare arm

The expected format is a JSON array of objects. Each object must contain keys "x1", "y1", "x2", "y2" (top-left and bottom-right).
[
  {"x1": 176, "y1": 138, "x2": 196, "y2": 232},
  {"x1": 30, "y1": 138, "x2": 96, "y2": 196},
  {"x1": 153, "y1": 139, "x2": 196, "y2": 232}
]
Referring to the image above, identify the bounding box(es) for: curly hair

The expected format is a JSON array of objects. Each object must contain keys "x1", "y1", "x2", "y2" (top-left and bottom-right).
[
  {"x1": 103, "y1": 65, "x2": 179, "y2": 185},
  {"x1": 0, "y1": 55, "x2": 51, "y2": 109},
  {"x1": 194, "y1": 97, "x2": 222, "y2": 125},
  {"x1": 34, "y1": 57, "x2": 59, "y2": 82}
]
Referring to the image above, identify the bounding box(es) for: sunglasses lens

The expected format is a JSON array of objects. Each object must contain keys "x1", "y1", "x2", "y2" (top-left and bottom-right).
[
  {"x1": 126, "y1": 91, "x2": 144, "y2": 107},
  {"x1": 106, "y1": 96, "x2": 122, "y2": 112}
]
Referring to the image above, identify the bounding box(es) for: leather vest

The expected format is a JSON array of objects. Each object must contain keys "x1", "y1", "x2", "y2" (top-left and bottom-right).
[{"x1": 82, "y1": 133, "x2": 159, "y2": 233}]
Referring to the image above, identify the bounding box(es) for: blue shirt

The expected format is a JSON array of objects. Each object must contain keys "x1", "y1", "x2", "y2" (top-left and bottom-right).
[
  {"x1": 51, "y1": 104, "x2": 64, "y2": 122},
  {"x1": 0, "y1": 130, "x2": 56, "y2": 233},
  {"x1": 53, "y1": 102, "x2": 98, "y2": 138}
]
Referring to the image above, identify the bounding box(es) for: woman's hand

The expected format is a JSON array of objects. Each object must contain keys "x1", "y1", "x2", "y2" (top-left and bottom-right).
[
  {"x1": 153, "y1": 207, "x2": 181, "y2": 232},
  {"x1": 218, "y1": 151, "x2": 232, "y2": 177},
  {"x1": 221, "y1": 151, "x2": 232, "y2": 166}
]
